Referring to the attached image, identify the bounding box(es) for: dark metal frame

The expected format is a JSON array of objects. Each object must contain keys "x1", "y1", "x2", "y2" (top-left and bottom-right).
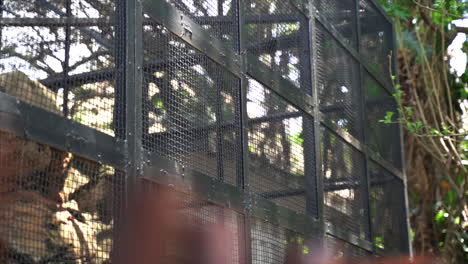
[{"x1": 0, "y1": 0, "x2": 411, "y2": 260}]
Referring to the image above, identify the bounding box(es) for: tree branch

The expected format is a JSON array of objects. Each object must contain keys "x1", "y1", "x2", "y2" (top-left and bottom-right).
[{"x1": 455, "y1": 26, "x2": 468, "y2": 34}]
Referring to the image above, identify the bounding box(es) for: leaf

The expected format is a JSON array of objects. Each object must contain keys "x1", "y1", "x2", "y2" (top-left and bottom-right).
[
  {"x1": 374, "y1": 236, "x2": 385, "y2": 249},
  {"x1": 405, "y1": 106, "x2": 413, "y2": 117},
  {"x1": 430, "y1": 128, "x2": 442, "y2": 136},
  {"x1": 456, "y1": 173, "x2": 465, "y2": 185},
  {"x1": 435, "y1": 210, "x2": 446, "y2": 223},
  {"x1": 445, "y1": 190, "x2": 456, "y2": 205},
  {"x1": 153, "y1": 97, "x2": 164, "y2": 108},
  {"x1": 379, "y1": 111, "x2": 395, "y2": 123}
]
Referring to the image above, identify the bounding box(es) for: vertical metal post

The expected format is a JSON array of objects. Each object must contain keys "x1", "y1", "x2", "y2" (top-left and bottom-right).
[
  {"x1": 299, "y1": 12, "x2": 317, "y2": 218},
  {"x1": 238, "y1": 1, "x2": 252, "y2": 263},
  {"x1": 215, "y1": 0, "x2": 226, "y2": 183},
  {"x1": 238, "y1": 0, "x2": 249, "y2": 194},
  {"x1": 355, "y1": 0, "x2": 373, "y2": 244},
  {"x1": 125, "y1": 0, "x2": 143, "y2": 199},
  {"x1": 392, "y1": 19, "x2": 412, "y2": 256},
  {"x1": 0, "y1": 0, "x2": 3, "y2": 50},
  {"x1": 114, "y1": 0, "x2": 126, "y2": 139},
  {"x1": 308, "y1": 1, "x2": 325, "y2": 236},
  {"x1": 63, "y1": 0, "x2": 71, "y2": 117},
  {"x1": 215, "y1": 79, "x2": 225, "y2": 182},
  {"x1": 142, "y1": 78, "x2": 149, "y2": 143}
]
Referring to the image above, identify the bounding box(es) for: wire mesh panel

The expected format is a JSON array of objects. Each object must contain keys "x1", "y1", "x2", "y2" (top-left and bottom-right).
[
  {"x1": 359, "y1": 0, "x2": 394, "y2": 86},
  {"x1": 321, "y1": 126, "x2": 368, "y2": 240},
  {"x1": 316, "y1": 22, "x2": 362, "y2": 139},
  {"x1": 0, "y1": 0, "x2": 123, "y2": 137},
  {"x1": 369, "y1": 161, "x2": 408, "y2": 254},
  {"x1": 246, "y1": 77, "x2": 317, "y2": 215},
  {"x1": 141, "y1": 18, "x2": 242, "y2": 186},
  {"x1": 313, "y1": 0, "x2": 357, "y2": 48},
  {"x1": 325, "y1": 234, "x2": 372, "y2": 263},
  {"x1": 166, "y1": 0, "x2": 239, "y2": 51},
  {"x1": 245, "y1": 0, "x2": 311, "y2": 92},
  {"x1": 364, "y1": 71, "x2": 402, "y2": 169},
  {"x1": 251, "y1": 218, "x2": 300, "y2": 264},
  {"x1": 0, "y1": 130, "x2": 123, "y2": 263}
]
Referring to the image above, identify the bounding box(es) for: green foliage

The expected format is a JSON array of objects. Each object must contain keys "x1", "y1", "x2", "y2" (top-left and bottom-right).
[
  {"x1": 375, "y1": 236, "x2": 385, "y2": 249},
  {"x1": 379, "y1": 1, "x2": 468, "y2": 262},
  {"x1": 379, "y1": 1, "x2": 412, "y2": 20}
]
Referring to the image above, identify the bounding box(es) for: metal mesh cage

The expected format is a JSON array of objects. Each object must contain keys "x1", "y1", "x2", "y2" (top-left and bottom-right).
[
  {"x1": 247, "y1": 77, "x2": 317, "y2": 216},
  {"x1": 245, "y1": 0, "x2": 311, "y2": 92},
  {"x1": 0, "y1": 130, "x2": 123, "y2": 263},
  {"x1": 325, "y1": 234, "x2": 372, "y2": 263},
  {"x1": 0, "y1": 0, "x2": 409, "y2": 262},
  {"x1": 0, "y1": 0, "x2": 123, "y2": 137},
  {"x1": 141, "y1": 18, "x2": 242, "y2": 185},
  {"x1": 321, "y1": 126, "x2": 368, "y2": 240},
  {"x1": 313, "y1": 0, "x2": 357, "y2": 48},
  {"x1": 369, "y1": 161, "x2": 409, "y2": 254},
  {"x1": 316, "y1": 22, "x2": 363, "y2": 139},
  {"x1": 364, "y1": 71, "x2": 402, "y2": 169},
  {"x1": 251, "y1": 218, "x2": 303, "y2": 264},
  {"x1": 359, "y1": 0, "x2": 394, "y2": 86},
  {"x1": 167, "y1": 0, "x2": 239, "y2": 52}
]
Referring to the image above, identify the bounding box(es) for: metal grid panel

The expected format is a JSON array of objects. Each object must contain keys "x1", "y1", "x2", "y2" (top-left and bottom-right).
[
  {"x1": 246, "y1": 77, "x2": 316, "y2": 215},
  {"x1": 245, "y1": 0, "x2": 311, "y2": 92},
  {"x1": 0, "y1": 0, "x2": 122, "y2": 137},
  {"x1": 325, "y1": 234, "x2": 372, "y2": 263},
  {"x1": 369, "y1": 161, "x2": 408, "y2": 254},
  {"x1": 359, "y1": 0, "x2": 394, "y2": 87},
  {"x1": 321, "y1": 126, "x2": 368, "y2": 239},
  {"x1": 0, "y1": 130, "x2": 123, "y2": 263},
  {"x1": 313, "y1": 0, "x2": 357, "y2": 48},
  {"x1": 364, "y1": 71, "x2": 402, "y2": 169},
  {"x1": 141, "y1": 18, "x2": 242, "y2": 185},
  {"x1": 316, "y1": 22, "x2": 362, "y2": 139},
  {"x1": 167, "y1": 0, "x2": 239, "y2": 51}
]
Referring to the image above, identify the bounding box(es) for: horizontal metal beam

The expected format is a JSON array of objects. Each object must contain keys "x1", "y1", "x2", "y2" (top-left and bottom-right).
[
  {"x1": 368, "y1": 153, "x2": 404, "y2": 182},
  {"x1": 146, "y1": 111, "x2": 302, "y2": 143},
  {"x1": 40, "y1": 68, "x2": 116, "y2": 91},
  {"x1": 0, "y1": 92, "x2": 126, "y2": 168},
  {"x1": 0, "y1": 17, "x2": 111, "y2": 27},
  {"x1": 35, "y1": 0, "x2": 114, "y2": 50},
  {"x1": 260, "y1": 188, "x2": 305, "y2": 199},
  {"x1": 194, "y1": 14, "x2": 301, "y2": 25},
  {"x1": 142, "y1": 0, "x2": 241, "y2": 77},
  {"x1": 319, "y1": 117, "x2": 404, "y2": 181},
  {"x1": 142, "y1": 153, "x2": 321, "y2": 236},
  {"x1": 321, "y1": 97, "x2": 395, "y2": 113},
  {"x1": 259, "y1": 176, "x2": 400, "y2": 200},
  {"x1": 39, "y1": 54, "x2": 205, "y2": 90},
  {"x1": 247, "y1": 56, "x2": 314, "y2": 116},
  {"x1": 247, "y1": 33, "x2": 301, "y2": 54},
  {"x1": 326, "y1": 224, "x2": 374, "y2": 252}
]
